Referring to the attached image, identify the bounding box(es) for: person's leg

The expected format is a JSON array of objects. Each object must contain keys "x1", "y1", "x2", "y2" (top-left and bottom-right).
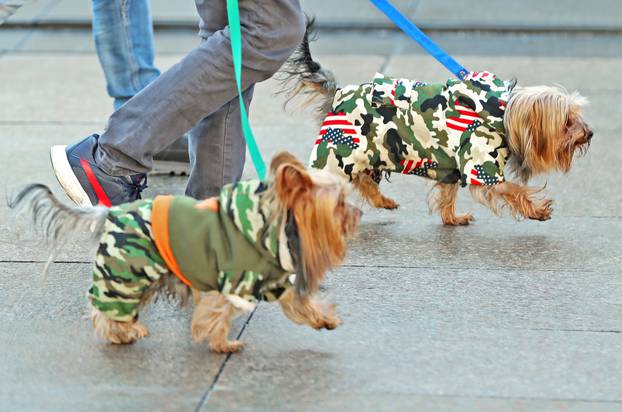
[
  {"x1": 51, "y1": 0, "x2": 305, "y2": 206},
  {"x1": 186, "y1": 0, "x2": 250, "y2": 198},
  {"x1": 186, "y1": 88, "x2": 251, "y2": 198},
  {"x1": 91, "y1": 0, "x2": 189, "y2": 175},
  {"x1": 92, "y1": 0, "x2": 159, "y2": 110},
  {"x1": 96, "y1": 0, "x2": 305, "y2": 176}
]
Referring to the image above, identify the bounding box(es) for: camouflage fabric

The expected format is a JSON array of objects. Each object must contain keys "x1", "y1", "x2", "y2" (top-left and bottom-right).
[
  {"x1": 310, "y1": 71, "x2": 513, "y2": 187},
  {"x1": 89, "y1": 199, "x2": 169, "y2": 322},
  {"x1": 89, "y1": 181, "x2": 298, "y2": 323},
  {"x1": 216, "y1": 180, "x2": 296, "y2": 303}
]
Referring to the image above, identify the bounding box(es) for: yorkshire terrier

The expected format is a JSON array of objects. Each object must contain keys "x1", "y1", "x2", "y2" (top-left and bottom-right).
[
  {"x1": 10, "y1": 152, "x2": 361, "y2": 353},
  {"x1": 279, "y1": 21, "x2": 593, "y2": 225}
]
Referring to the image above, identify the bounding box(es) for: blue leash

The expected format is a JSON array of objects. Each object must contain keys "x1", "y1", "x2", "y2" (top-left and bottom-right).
[
  {"x1": 370, "y1": 0, "x2": 469, "y2": 80},
  {"x1": 226, "y1": 0, "x2": 469, "y2": 179}
]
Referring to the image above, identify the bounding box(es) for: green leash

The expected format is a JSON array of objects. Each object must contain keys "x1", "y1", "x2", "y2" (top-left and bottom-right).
[{"x1": 226, "y1": 0, "x2": 267, "y2": 179}]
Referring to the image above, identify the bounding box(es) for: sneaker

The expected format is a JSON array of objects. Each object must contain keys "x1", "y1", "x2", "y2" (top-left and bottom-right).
[
  {"x1": 50, "y1": 134, "x2": 148, "y2": 207},
  {"x1": 151, "y1": 135, "x2": 190, "y2": 176}
]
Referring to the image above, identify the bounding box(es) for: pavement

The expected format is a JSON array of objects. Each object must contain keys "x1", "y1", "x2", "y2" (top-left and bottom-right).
[{"x1": 1, "y1": 1, "x2": 622, "y2": 411}]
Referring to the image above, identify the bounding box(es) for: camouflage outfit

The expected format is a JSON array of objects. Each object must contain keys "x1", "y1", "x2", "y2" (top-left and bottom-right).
[
  {"x1": 89, "y1": 199, "x2": 168, "y2": 322},
  {"x1": 89, "y1": 180, "x2": 297, "y2": 322},
  {"x1": 310, "y1": 71, "x2": 513, "y2": 187}
]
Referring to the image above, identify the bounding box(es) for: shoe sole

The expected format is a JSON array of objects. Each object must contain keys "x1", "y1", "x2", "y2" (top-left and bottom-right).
[
  {"x1": 50, "y1": 145, "x2": 93, "y2": 207},
  {"x1": 150, "y1": 160, "x2": 190, "y2": 176}
]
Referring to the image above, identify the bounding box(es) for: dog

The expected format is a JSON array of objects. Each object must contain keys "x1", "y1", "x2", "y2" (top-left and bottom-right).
[
  {"x1": 9, "y1": 152, "x2": 361, "y2": 353},
  {"x1": 278, "y1": 21, "x2": 593, "y2": 225}
]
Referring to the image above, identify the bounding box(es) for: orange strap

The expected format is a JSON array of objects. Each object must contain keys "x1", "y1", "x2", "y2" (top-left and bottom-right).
[
  {"x1": 194, "y1": 197, "x2": 219, "y2": 212},
  {"x1": 152, "y1": 196, "x2": 193, "y2": 288}
]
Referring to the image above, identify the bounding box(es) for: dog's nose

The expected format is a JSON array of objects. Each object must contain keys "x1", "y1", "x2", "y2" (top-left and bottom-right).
[{"x1": 587, "y1": 130, "x2": 594, "y2": 140}]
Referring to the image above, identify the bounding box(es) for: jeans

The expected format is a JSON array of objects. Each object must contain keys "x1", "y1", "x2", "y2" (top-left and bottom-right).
[
  {"x1": 94, "y1": 0, "x2": 306, "y2": 198},
  {"x1": 91, "y1": 0, "x2": 160, "y2": 110}
]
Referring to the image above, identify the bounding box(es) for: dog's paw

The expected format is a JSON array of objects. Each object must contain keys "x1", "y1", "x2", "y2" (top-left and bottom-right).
[
  {"x1": 320, "y1": 315, "x2": 341, "y2": 330},
  {"x1": 209, "y1": 340, "x2": 245, "y2": 353},
  {"x1": 381, "y1": 198, "x2": 399, "y2": 210},
  {"x1": 443, "y1": 213, "x2": 474, "y2": 226},
  {"x1": 529, "y1": 199, "x2": 553, "y2": 221}
]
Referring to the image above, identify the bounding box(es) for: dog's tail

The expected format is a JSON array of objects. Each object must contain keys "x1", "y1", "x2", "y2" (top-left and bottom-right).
[
  {"x1": 277, "y1": 17, "x2": 337, "y2": 119},
  {"x1": 8, "y1": 183, "x2": 108, "y2": 248}
]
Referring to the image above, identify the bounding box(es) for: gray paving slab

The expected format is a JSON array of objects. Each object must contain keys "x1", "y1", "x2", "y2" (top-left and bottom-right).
[
  {"x1": 205, "y1": 267, "x2": 622, "y2": 409},
  {"x1": 18, "y1": 28, "x2": 97, "y2": 52},
  {"x1": 413, "y1": 0, "x2": 622, "y2": 31},
  {"x1": 150, "y1": 0, "x2": 200, "y2": 25},
  {"x1": 208, "y1": 395, "x2": 622, "y2": 412},
  {"x1": 299, "y1": 0, "x2": 416, "y2": 29},
  {"x1": 393, "y1": 32, "x2": 622, "y2": 59},
  {"x1": 7, "y1": 0, "x2": 621, "y2": 32},
  {"x1": 383, "y1": 55, "x2": 622, "y2": 93},
  {"x1": 39, "y1": 0, "x2": 199, "y2": 26},
  {"x1": 0, "y1": 262, "x2": 241, "y2": 412},
  {"x1": 5, "y1": 0, "x2": 55, "y2": 24},
  {"x1": 0, "y1": 54, "x2": 111, "y2": 123},
  {"x1": 0, "y1": 28, "x2": 30, "y2": 51}
]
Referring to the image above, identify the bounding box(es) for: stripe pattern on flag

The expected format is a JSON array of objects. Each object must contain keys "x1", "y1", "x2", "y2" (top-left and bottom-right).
[
  {"x1": 446, "y1": 100, "x2": 482, "y2": 133},
  {"x1": 316, "y1": 112, "x2": 361, "y2": 149},
  {"x1": 399, "y1": 158, "x2": 438, "y2": 177}
]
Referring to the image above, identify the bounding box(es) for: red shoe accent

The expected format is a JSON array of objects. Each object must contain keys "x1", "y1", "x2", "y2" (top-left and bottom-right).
[{"x1": 80, "y1": 159, "x2": 112, "y2": 207}]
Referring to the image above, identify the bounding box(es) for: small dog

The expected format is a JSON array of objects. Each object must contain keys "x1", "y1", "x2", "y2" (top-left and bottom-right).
[
  {"x1": 279, "y1": 22, "x2": 593, "y2": 225},
  {"x1": 10, "y1": 152, "x2": 361, "y2": 353}
]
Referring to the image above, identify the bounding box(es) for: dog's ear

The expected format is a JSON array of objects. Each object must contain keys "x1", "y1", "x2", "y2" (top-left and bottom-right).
[
  {"x1": 274, "y1": 160, "x2": 314, "y2": 208},
  {"x1": 270, "y1": 151, "x2": 306, "y2": 176}
]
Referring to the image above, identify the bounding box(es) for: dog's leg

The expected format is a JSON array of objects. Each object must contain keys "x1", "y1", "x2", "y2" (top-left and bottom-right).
[
  {"x1": 191, "y1": 293, "x2": 244, "y2": 353},
  {"x1": 91, "y1": 309, "x2": 149, "y2": 344},
  {"x1": 191, "y1": 289, "x2": 202, "y2": 305},
  {"x1": 278, "y1": 289, "x2": 340, "y2": 330},
  {"x1": 470, "y1": 182, "x2": 553, "y2": 221},
  {"x1": 430, "y1": 183, "x2": 474, "y2": 226},
  {"x1": 352, "y1": 172, "x2": 399, "y2": 210}
]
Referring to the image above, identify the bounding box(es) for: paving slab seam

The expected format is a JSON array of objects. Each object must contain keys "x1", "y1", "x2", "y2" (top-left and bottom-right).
[
  {"x1": 532, "y1": 327, "x2": 622, "y2": 334},
  {"x1": 340, "y1": 263, "x2": 605, "y2": 273},
  {"x1": 1, "y1": 261, "x2": 616, "y2": 274},
  {"x1": 0, "y1": 260, "x2": 92, "y2": 264},
  {"x1": 354, "y1": 392, "x2": 622, "y2": 404},
  {"x1": 194, "y1": 305, "x2": 258, "y2": 412},
  {"x1": 0, "y1": 120, "x2": 104, "y2": 126}
]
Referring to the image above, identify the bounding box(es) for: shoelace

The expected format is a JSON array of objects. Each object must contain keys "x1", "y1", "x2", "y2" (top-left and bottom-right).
[{"x1": 125, "y1": 174, "x2": 148, "y2": 200}]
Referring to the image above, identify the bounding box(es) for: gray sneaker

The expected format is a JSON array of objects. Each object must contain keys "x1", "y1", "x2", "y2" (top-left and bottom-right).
[{"x1": 151, "y1": 135, "x2": 190, "y2": 176}]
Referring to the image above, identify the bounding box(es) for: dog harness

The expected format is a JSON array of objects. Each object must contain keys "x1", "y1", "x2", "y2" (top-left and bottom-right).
[
  {"x1": 310, "y1": 71, "x2": 513, "y2": 186},
  {"x1": 89, "y1": 180, "x2": 298, "y2": 322}
]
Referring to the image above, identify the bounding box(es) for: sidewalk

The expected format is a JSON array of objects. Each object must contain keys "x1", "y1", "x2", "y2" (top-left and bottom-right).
[
  {"x1": 1, "y1": 3, "x2": 622, "y2": 412},
  {"x1": 6, "y1": 0, "x2": 622, "y2": 32}
]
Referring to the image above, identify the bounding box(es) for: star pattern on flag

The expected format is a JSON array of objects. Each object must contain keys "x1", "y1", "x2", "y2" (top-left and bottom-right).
[
  {"x1": 472, "y1": 164, "x2": 499, "y2": 185},
  {"x1": 321, "y1": 128, "x2": 359, "y2": 149},
  {"x1": 412, "y1": 160, "x2": 438, "y2": 177},
  {"x1": 466, "y1": 120, "x2": 482, "y2": 132}
]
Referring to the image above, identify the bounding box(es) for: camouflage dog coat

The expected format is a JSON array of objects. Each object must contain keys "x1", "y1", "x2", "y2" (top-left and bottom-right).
[
  {"x1": 310, "y1": 71, "x2": 513, "y2": 186},
  {"x1": 89, "y1": 180, "x2": 298, "y2": 322}
]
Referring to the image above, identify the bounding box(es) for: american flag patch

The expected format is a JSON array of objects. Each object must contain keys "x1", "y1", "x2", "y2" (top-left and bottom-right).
[
  {"x1": 469, "y1": 164, "x2": 499, "y2": 186},
  {"x1": 400, "y1": 158, "x2": 438, "y2": 175},
  {"x1": 447, "y1": 101, "x2": 482, "y2": 133},
  {"x1": 316, "y1": 112, "x2": 361, "y2": 149}
]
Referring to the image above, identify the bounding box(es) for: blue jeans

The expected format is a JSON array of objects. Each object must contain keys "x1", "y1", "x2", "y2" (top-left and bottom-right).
[{"x1": 92, "y1": 0, "x2": 160, "y2": 110}]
